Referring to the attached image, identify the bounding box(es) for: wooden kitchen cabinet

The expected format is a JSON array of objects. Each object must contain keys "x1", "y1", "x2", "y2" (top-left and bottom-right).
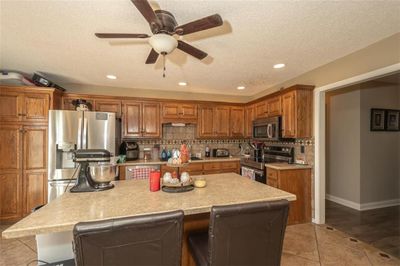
[
  {"x1": 245, "y1": 105, "x2": 255, "y2": 138},
  {"x1": 94, "y1": 99, "x2": 122, "y2": 117},
  {"x1": 0, "y1": 172, "x2": 22, "y2": 220},
  {"x1": 160, "y1": 161, "x2": 240, "y2": 176},
  {"x1": 281, "y1": 86, "x2": 313, "y2": 138},
  {"x1": 255, "y1": 100, "x2": 267, "y2": 119},
  {"x1": 162, "y1": 103, "x2": 197, "y2": 121},
  {"x1": 62, "y1": 96, "x2": 95, "y2": 111},
  {"x1": 123, "y1": 101, "x2": 160, "y2": 138},
  {"x1": 0, "y1": 87, "x2": 51, "y2": 122},
  {"x1": 230, "y1": 106, "x2": 245, "y2": 138},
  {"x1": 198, "y1": 105, "x2": 230, "y2": 138},
  {"x1": 266, "y1": 167, "x2": 311, "y2": 224},
  {"x1": 266, "y1": 96, "x2": 281, "y2": 117}
]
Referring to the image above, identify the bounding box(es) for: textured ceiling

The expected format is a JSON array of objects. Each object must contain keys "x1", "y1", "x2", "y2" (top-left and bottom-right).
[{"x1": 1, "y1": 0, "x2": 399, "y2": 96}]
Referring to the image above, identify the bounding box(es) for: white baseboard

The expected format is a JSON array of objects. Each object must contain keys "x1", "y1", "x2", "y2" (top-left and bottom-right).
[
  {"x1": 326, "y1": 194, "x2": 400, "y2": 211},
  {"x1": 360, "y1": 198, "x2": 400, "y2": 211},
  {"x1": 326, "y1": 194, "x2": 361, "y2": 210}
]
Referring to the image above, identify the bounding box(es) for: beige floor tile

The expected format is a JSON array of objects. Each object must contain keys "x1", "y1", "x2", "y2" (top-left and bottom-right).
[
  {"x1": 19, "y1": 237, "x2": 37, "y2": 252},
  {"x1": 281, "y1": 252, "x2": 321, "y2": 266},
  {"x1": 318, "y1": 241, "x2": 372, "y2": 266},
  {"x1": 284, "y1": 224, "x2": 320, "y2": 262},
  {"x1": 0, "y1": 238, "x2": 37, "y2": 266}
]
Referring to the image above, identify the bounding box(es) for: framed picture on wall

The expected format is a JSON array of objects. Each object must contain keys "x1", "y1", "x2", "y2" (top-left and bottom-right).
[
  {"x1": 370, "y1": 109, "x2": 386, "y2": 131},
  {"x1": 386, "y1": 109, "x2": 400, "y2": 131}
]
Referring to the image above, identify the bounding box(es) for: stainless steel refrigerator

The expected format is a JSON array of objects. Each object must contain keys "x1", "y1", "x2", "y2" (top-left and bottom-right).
[{"x1": 47, "y1": 110, "x2": 116, "y2": 201}]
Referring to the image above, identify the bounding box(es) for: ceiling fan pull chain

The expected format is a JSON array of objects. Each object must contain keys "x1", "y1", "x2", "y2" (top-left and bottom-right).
[{"x1": 163, "y1": 53, "x2": 166, "y2": 78}]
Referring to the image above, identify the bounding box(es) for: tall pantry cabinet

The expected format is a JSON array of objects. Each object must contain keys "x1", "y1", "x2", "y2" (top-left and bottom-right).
[{"x1": 0, "y1": 86, "x2": 61, "y2": 221}]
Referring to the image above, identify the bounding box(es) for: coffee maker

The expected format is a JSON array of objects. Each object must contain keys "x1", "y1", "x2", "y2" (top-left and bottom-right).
[
  {"x1": 119, "y1": 141, "x2": 139, "y2": 161},
  {"x1": 70, "y1": 149, "x2": 116, "y2": 193}
]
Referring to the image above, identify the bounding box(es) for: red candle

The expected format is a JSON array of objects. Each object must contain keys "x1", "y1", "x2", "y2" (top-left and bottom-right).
[{"x1": 150, "y1": 170, "x2": 161, "y2": 192}]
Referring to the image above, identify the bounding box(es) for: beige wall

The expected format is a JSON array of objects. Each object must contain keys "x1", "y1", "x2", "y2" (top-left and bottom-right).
[
  {"x1": 360, "y1": 82, "x2": 400, "y2": 204},
  {"x1": 327, "y1": 82, "x2": 400, "y2": 206},
  {"x1": 327, "y1": 86, "x2": 361, "y2": 203}
]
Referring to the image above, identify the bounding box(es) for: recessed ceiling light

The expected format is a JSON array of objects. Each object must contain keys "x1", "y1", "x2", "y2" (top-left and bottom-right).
[
  {"x1": 273, "y1": 63, "x2": 285, "y2": 69},
  {"x1": 237, "y1": 86, "x2": 246, "y2": 90},
  {"x1": 178, "y1": 81, "x2": 187, "y2": 86},
  {"x1": 106, "y1": 74, "x2": 117, "y2": 80}
]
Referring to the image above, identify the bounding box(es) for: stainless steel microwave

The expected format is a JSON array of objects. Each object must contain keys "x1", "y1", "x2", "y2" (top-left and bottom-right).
[{"x1": 252, "y1": 117, "x2": 281, "y2": 140}]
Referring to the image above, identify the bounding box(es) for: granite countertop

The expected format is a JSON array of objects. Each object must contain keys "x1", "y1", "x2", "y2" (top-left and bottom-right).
[
  {"x1": 265, "y1": 163, "x2": 313, "y2": 170},
  {"x1": 118, "y1": 156, "x2": 241, "y2": 166},
  {"x1": 2, "y1": 173, "x2": 295, "y2": 239}
]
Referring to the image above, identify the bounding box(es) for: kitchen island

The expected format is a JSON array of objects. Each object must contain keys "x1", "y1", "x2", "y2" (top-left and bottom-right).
[{"x1": 2, "y1": 173, "x2": 296, "y2": 265}]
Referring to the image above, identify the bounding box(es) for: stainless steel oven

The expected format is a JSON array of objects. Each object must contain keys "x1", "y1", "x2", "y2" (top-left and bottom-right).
[{"x1": 252, "y1": 117, "x2": 281, "y2": 141}]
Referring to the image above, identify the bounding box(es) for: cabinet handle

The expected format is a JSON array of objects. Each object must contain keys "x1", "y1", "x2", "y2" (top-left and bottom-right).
[{"x1": 18, "y1": 113, "x2": 26, "y2": 116}]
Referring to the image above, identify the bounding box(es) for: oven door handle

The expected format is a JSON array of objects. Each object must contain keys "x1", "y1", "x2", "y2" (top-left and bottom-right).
[{"x1": 267, "y1": 124, "x2": 272, "y2": 138}]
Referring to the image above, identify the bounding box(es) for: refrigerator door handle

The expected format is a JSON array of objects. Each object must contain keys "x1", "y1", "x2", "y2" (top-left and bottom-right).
[
  {"x1": 83, "y1": 118, "x2": 88, "y2": 149},
  {"x1": 77, "y1": 117, "x2": 82, "y2": 149}
]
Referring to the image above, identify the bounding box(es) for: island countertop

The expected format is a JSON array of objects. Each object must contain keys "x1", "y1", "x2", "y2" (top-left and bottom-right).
[{"x1": 2, "y1": 173, "x2": 295, "y2": 239}]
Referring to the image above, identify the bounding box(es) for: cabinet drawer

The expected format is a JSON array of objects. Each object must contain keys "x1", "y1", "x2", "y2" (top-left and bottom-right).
[
  {"x1": 267, "y1": 168, "x2": 278, "y2": 180},
  {"x1": 182, "y1": 163, "x2": 203, "y2": 172},
  {"x1": 220, "y1": 161, "x2": 238, "y2": 170},
  {"x1": 203, "y1": 162, "x2": 220, "y2": 170}
]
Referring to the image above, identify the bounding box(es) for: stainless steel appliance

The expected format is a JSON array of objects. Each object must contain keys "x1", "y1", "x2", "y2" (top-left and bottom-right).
[
  {"x1": 48, "y1": 110, "x2": 116, "y2": 201},
  {"x1": 119, "y1": 141, "x2": 139, "y2": 161},
  {"x1": 70, "y1": 149, "x2": 116, "y2": 192},
  {"x1": 240, "y1": 145, "x2": 294, "y2": 184},
  {"x1": 253, "y1": 117, "x2": 281, "y2": 140},
  {"x1": 212, "y1": 148, "x2": 230, "y2": 157}
]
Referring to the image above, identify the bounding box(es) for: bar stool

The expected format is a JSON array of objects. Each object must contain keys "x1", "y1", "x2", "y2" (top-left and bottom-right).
[
  {"x1": 188, "y1": 200, "x2": 289, "y2": 266},
  {"x1": 73, "y1": 210, "x2": 184, "y2": 266}
]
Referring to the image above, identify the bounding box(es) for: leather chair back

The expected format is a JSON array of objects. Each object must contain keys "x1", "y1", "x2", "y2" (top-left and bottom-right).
[
  {"x1": 73, "y1": 210, "x2": 184, "y2": 266},
  {"x1": 208, "y1": 200, "x2": 289, "y2": 266}
]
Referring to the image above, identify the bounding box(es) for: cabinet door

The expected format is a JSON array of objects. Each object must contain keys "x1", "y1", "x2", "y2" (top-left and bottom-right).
[
  {"x1": 123, "y1": 102, "x2": 141, "y2": 138},
  {"x1": 95, "y1": 100, "x2": 122, "y2": 117},
  {"x1": 281, "y1": 91, "x2": 296, "y2": 138},
  {"x1": 214, "y1": 106, "x2": 230, "y2": 137},
  {"x1": 266, "y1": 96, "x2": 282, "y2": 117},
  {"x1": 198, "y1": 106, "x2": 214, "y2": 138},
  {"x1": 24, "y1": 171, "x2": 47, "y2": 214},
  {"x1": 24, "y1": 93, "x2": 50, "y2": 122},
  {"x1": 0, "y1": 125, "x2": 22, "y2": 171},
  {"x1": 245, "y1": 105, "x2": 254, "y2": 138},
  {"x1": 230, "y1": 107, "x2": 244, "y2": 137},
  {"x1": 0, "y1": 173, "x2": 22, "y2": 220},
  {"x1": 24, "y1": 126, "x2": 47, "y2": 171},
  {"x1": 142, "y1": 103, "x2": 160, "y2": 138},
  {"x1": 180, "y1": 104, "x2": 197, "y2": 119},
  {"x1": 255, "y1": 101, "x2": 267, "y2": 118},
  {"x1": 0, "y1": 90, "x2": 23, "y2": 122},
  {"x1": 62, "y1": 97, "x2": 95, "y2": 111},
  {"x1": 162, "y1": 103, "x2": 180, "y2": 119}
]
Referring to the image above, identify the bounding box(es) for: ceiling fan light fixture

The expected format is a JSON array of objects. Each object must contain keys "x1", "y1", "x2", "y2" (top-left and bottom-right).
[{"x1": 149, "y1": 34, "x2": 178, "y2": 54}]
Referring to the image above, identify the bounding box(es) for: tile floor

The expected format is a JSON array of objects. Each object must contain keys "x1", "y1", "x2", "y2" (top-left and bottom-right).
[
  {"x1": 1, "y1": 223, "x2": 399, "y2": 265},
  {"x1": 326, "y1": 200, "x2": 400, "y2": 259}
]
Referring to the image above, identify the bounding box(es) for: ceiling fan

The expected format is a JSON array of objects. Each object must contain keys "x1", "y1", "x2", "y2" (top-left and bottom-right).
[{"x1": 95, "y1": 0, "x2": 223, "y2": 66}]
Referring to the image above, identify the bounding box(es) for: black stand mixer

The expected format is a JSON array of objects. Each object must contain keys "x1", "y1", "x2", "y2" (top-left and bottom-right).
[{"x1": 70, "y1": 149, "x2": 116, "y2": 193}]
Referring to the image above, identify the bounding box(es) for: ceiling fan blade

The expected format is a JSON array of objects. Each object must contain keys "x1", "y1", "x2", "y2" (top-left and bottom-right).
[
  {"x1": 177, "y1": 40, "x2": 207, "y2": 60},
  {"x1": 145, "y1": 48, "x2": 159, "y2": 64},
  {"x1": 131, "y1": 0, "x2": 160, "y2": 32},
  {"x1": 174, "y1": 14, "x2": 223, "y2": 35},
  {"x1": 95, "y1": 33, "x2": 150, "y2": 38}
]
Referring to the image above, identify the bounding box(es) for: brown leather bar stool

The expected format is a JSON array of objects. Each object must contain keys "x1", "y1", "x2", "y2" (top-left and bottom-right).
[
  {"x1": 73, "y1": 210, "x2": 184, "y2": 266},
  {"x1": 188, "y1": 200, "x2": 289, "y2": 266}
]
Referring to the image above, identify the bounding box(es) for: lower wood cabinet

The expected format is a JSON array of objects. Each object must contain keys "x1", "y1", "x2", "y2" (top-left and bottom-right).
[
  {"x1": 0, "y1": 172, "x2": 22, "y2": 220},
  {"x1": 159, "y1": 161, "x2": 240, "y2": 176},
  {"x1": 266, "y1": 167, "x2": 311, "y2": 225}
]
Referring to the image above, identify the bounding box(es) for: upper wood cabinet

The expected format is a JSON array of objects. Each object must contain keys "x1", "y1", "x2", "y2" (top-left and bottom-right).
[
  {"x1": 254, "y1": 101, "x2": 267, "y2": 119},
  {"x1": 123, "y1": 101, "x2": 160, "y2": 138},
  {"x1": 266, "y1": 96, "x2": 281, "y2": 117},
  {"x1": 198, "y1": 105, "x2": 230, "y2": 138},
  {"x1": 161, "y1": 103, "x2": 197, "y2": 121},
  {"x1": 281, "y1": 87, "x2": 313, "y2": 138},
  {"x1": 245, "y1": 105, "x2": 255, "y2": 138},
  {"x1": 230, "y1": 106, "x2": 245, "y2": 138},
  {"x1": 94, "y1": 99, "x2": 122, "y2": 118},
  {"x1": 0, "y1": 87, "x2": 51, "y2": 123},
  {"x1": 62, "y1": 96, "x2": 95, "y2": 111}
]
